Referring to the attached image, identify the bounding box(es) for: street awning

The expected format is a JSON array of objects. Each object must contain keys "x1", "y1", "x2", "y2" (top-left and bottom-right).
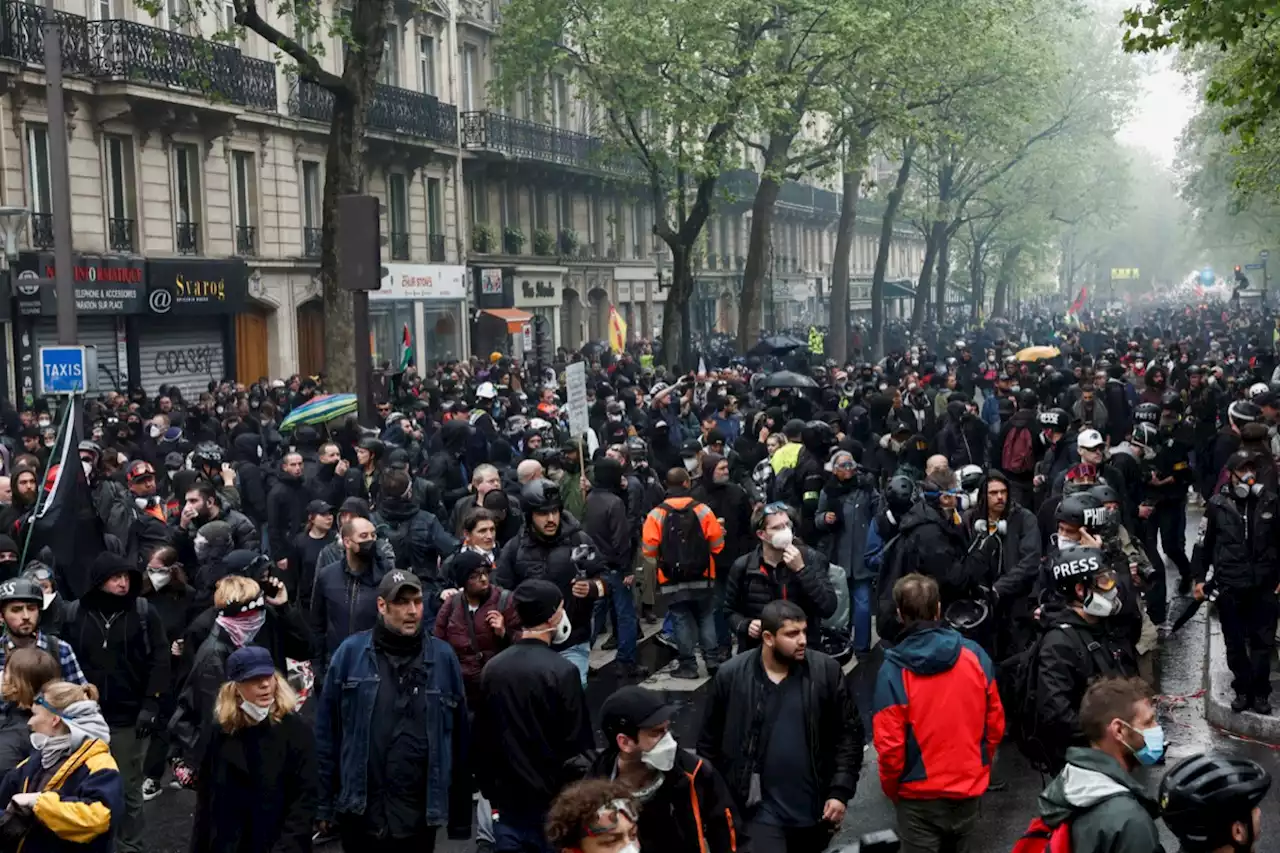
[{"x1": 481, "y1": 308, "x2": 534, "y2": 333}]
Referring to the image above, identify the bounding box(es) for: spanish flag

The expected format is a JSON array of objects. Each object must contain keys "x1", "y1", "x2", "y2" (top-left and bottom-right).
[{"x1": 608, "y1": 305, "x2": 627, "y2": 353}]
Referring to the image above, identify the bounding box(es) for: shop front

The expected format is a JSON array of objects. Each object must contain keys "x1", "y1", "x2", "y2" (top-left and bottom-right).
[
  {"x1": 13, "y1": 252, "x2": 145, "y2": 402},
  {"x1": 512, "y1": 266, "x2": 566, "y2": 351},
  {"x1": 140, "y1": 258, "x2": 250, "y2": 399},
  {"x1": 371, "y1": 264, "x2": 468, "y2": 370},
  {"x1": 613, "y1": 266, "x2": 661, "y2": 344}
]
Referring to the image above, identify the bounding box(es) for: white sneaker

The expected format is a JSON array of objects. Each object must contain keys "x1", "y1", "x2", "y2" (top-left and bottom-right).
[{"x1": 141, "y1": 778, "x2": 163, "y2": 801}]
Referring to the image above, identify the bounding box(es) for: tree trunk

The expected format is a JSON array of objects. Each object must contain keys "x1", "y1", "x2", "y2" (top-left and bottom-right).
[
  {"x1": 736, "y1": 176, "x2": 782, "y2": 351},
  {"x1": 968, "y1": 241, "x2": 985, "y2": 322},
  {"x1": 828, "y1": 167, "x2": 861, "y2": 365},
  {"x1": 871, "y1": 140, "x2": 914, "y2": 359},
  {"x1": 318, "y1": 0, "x2": 389, "y2": 393},
  {"x1": 660, "y1": 247, "x2": 693, "y2": 371},
  {"x1": 933, "y1": 228, "x2": 951, "y2": 324},
  {"x1": 992, "y1": 244, "x2": 1023, "y2": 317},
  {"x1": 911, "y1": 222, "x2": 943, "y2": 331}
]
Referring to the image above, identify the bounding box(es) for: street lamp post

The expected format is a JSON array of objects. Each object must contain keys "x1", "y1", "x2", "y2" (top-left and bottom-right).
[
  {"x1": 43, "y1": 9, "x2": 75, "y2": 346},
  {"x1": 0, "y1": 206, "x2": 30, "y2": 403}
]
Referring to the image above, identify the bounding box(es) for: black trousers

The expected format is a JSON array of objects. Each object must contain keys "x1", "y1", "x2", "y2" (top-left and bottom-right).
[
  {"x1": 1218, "y1": 588, "x2": 1279, "y2": 700},
  {"x1": 746, "y1": 821, "x2": 835, "y2": 853},
  {"x1": 340, "y1": 824, "x2": 436, "y2": 853},
  {"x1": 1140, "y1": 498, "x2": 1190, "y2": 623}
]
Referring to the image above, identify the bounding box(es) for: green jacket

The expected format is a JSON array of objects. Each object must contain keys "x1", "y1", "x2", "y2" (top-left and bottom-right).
[{"x1": 1038, "y1": 747, "x2": 1164, "y2": 853}]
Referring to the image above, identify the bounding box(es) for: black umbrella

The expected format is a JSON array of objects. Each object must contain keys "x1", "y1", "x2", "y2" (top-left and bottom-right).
[
  {"x1": 580, "y1": 340, "x2": 607, "y2": 356},
  {"x1": 750, "y1": 334, "x2": 807, "y2": 356},
  {"x1": 763, "y1": 370, "x2": 819, "y2": 389}
]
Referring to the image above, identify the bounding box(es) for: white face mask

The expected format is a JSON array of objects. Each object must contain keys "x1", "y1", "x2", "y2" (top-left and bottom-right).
[
  {"x1": 41, "y1": 592, "x2": 54, "y2": 609},
  {"x1": 550, "y1": 613, "x2": 572, "y2": 645},
  {"x1": 239, "y1": 699, "x2": 271, "y2": 724},
  {"x1": 641, "y1": 731, "x2": 678, "y2": 772},
  {"x1": 37, "y1": 420, "x2": 50, "y2": 429},
  {"x1": 148, "y1": 569, "x2": 172, "y2": 590},
  {"x1": 618, "y1": 844, "x2": 640, "y2": 853},
  {"x1": 683, "y1": 457, "x2": 699, "y2": 471},
  {"x1": 81, "y1": 460, "x2": 92, "y2": 477},
  {"x1": 1083, "y1": 586, "x2": 1120, "y2": 618},
  {"x1": 768, "y1": 527, "x2": 793, "y2": 551},
  {"x1": 148, "y1": 425, "x2": 161, "y2": 439}
]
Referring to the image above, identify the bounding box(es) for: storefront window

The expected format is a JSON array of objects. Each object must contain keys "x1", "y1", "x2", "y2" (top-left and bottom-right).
[
  {"x1": 369, "y1": 301, "x2": 415, "y2": 370},
  {"x1": 423, "y1": 305, "x2": 462, "y2": 366}
]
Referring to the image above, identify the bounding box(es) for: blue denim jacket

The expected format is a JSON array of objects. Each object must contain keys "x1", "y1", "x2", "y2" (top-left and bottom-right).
[{"x1": 314, "y1": 629, "x2": 469, "y2": 826}]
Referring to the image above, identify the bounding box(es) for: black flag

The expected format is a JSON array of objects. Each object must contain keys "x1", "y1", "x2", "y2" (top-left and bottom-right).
[{"x1": 25, "y1": 396, "x2": 103, "y2": 599}]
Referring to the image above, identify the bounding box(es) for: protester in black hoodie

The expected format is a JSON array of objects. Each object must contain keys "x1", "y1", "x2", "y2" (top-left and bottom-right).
[
  {"x1": 583, "y1": 459, "x2": 645, "y2": 677},
  {"x1": 426, "y1": 421, "x2": 473, "y2": 510},
  {"x1": 63, "y1": 551, "x2": 171, "y2": 853},
  {"x1": 228, "y1": 432, "x2": 268, "y2": 527},
  {"x1": 266, "y1": 451, "x2": 311, "y2": 568},
  {"x1": 139, "y1": 545, "x2": 197, "y2": 798},
  {"x1": 288, "y1": 500, "x2": 336, "y2": 609},
  {"x1": 693, "y1": 451, "x2": 753, "y2": 656}
]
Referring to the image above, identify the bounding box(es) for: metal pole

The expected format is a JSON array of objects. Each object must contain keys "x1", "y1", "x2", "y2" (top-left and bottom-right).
[
  {"x1": 353, "y1": 290, "x2": 373, "y2": 426},
  {"x1": 44, "y1": 14, "x2": 75, "y2": 345}
]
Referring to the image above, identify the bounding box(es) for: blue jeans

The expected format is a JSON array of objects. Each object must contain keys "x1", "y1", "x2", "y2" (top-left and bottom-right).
[
  {"x1": 668, "y1": 597, "x2": 717, "y2": 668},
  {"x1": 559, "y1": 641, "x2": 590, "y2": 686},
  {"x1": 597, "y1": 571, "x2": 639, "y2": 665},
  {"x1": 713, "y1": 577, "x2": 732, "y2": 650},
  {"x1": 851, "y1": 578, "x2": 873, "y2": 653},
  {"x1": 494, "y1": 808, "x2": 554, "y2": 853}
]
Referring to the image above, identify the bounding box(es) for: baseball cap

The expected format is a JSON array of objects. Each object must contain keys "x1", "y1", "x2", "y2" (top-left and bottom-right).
[
  {"x1": 377, "y1": 569, "x2": 423, "y2": 602},
  {"x1": 1077, "y1": 429, "x2": 1104, "y2": 450},
  {"x1": 601, "y1": 686, "x2": 678, "y2": 740},
  {"x1": 306, "y1": 499, "x2": 333, "y2": 516},
  {"x1": 225, "y1": 646, "x2": 276, "y2": 683},
  {"x1": 126, "y1": 460, "x2": 155, "y2": 482}
]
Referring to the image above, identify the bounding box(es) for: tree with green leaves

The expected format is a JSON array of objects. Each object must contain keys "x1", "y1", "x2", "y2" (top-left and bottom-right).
[{"x1": 136, "y1": 0, "x2": 393, "y2": 392}]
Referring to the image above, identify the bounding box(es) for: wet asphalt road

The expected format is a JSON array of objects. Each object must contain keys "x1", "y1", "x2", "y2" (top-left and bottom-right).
[{"x1": 141, "y1": 508, "x2": 1280, "y2": 852}]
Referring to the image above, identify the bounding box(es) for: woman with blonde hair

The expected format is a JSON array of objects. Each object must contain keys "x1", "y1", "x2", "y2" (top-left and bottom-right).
[
  {"x1": 0, "y1": 680, "x2": 124, "y2": 853},
  {"x1": 0, "y1": 647, "x2": 60, "y2": 775},
  {"x1": 189, "y1": 646, "x2": 315, "y2": 853}
]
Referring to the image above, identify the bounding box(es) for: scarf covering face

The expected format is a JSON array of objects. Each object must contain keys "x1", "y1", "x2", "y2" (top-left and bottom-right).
[
  {"x1": 33, "y1": 697, "x2": 111, "y2": 767},
  {"x1": 216, "y1": 610, "x2": 267, "y2": 648}
]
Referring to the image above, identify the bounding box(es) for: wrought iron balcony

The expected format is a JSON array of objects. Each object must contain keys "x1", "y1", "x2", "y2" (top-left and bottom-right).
[
  {"x1": 302, "y1": 226, "x2": 322, "y2": 259},
  {"x1": 235, "y1": 224, "x2": 257, "y2": 257},
  {"x1": 717, "y1": 168, "x2": 842, "y2": 218},
  {"x1": 175, "y1": 221, "x2": 199, "y2": 255},
  {"x1": 428, "y1": 233, "x2": 446, "y2": 262},
  {"x1": 289, "y1": 77, "x2": 457, "y2": 145},
  {"x1": 0, "y1": 1, "x2": 92, "y2": 74},
  {"x1": 30, "y1": 213, "x2": 52, "y2": 249},
  {"x1": 460, "y1": 111, "x2": 644, "y2": 177},
  {"x1": 389, "y1": 231, "x2": 410, "y2": 261},
  {"x1": 108, "y1": 217, "x2": 134, "y2": 253}
]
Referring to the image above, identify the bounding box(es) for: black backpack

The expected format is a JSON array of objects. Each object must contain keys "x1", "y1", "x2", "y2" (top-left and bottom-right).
[
  {"x1": 656, "y1": 501, "x2": 712, "y2": 584},
  {"x1": 383, "y1": 518, "x2": 416, "y2": 572}
]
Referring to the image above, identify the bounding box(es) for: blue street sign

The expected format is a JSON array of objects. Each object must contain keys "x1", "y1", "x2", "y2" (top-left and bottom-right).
[
  {"x1": 1246, "y1": 263, "x2": 1265, "y2": 270},
  {"x1": 39, "y1": 346, "x2": 86, "y2": 394},
  {"x1": 1199, "y1": 267, "x2": 1214, "y2": 284}
]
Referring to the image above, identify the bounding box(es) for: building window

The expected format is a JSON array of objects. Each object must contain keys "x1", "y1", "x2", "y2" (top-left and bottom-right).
[
  {"x1": 534, "y1": 187, "x2": 549, "y2": 231},
  {"x1": 419, "y1": 35, "x2": 436, "y2": 95},
  {"x1": 222, "y1": 0, "x2": 236, "y2": 32},
  {"x1": 160, "y1": 0, "x2": 185, "y2": 30},
  {"x1": 388, "y1": 172, "x2": 409, "y2": 259},
  {"x1": 631, "y1": 203, "x2": 643, "y2": 257},
  {"x1": 551, "y1": 74, "x2": 568, "y2": 128},
  {"x1": 427, "y1": 177, "x2": 442, "y2": 235},
  {"x1": 172, "y1": 143, "x2": 201, "y2": 253},
  {"x1": 95, "y1": 0, "x2": 120, "y2": 19},
  {"x1": 104, "y1": 135, "x2": 136, "y2": 252},
  {"x1": 232, "y1": 151, "x2": 257, "y2": 254},
  {"x1": 462, "y1": 45, "x2": 479, "y2": 110},
  {"x1": 379, "y1": 24, "x2": 400, "y2": 86},
  {"x1": 26, "y1": 126, "x2": 50, "y2": 214},
  {"x1": 301, "y1": 161, "x2": 321, "y2": 229},
  {"x1": 500, "y1": 182, "x2": 518, "y2": 229},
  {"x1": 557, "y1": 192, "x2": 572, "y2": 233},
  {"x1": 467, "y1": 178, "x2": 488, "y2": 224}
]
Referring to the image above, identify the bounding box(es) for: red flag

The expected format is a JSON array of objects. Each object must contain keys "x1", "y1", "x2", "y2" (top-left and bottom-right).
[{"x1": 1070, "y1": 286, "x2": 1088, "y2": 314}]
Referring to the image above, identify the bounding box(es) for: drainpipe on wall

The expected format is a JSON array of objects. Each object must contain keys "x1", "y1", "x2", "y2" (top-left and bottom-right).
[{"x1": 449, "y1": 4, "x2": 470, "y2": 357}]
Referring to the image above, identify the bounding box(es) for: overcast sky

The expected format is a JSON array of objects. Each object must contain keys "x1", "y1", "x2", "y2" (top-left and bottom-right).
[{"x1": 1115, "y1": 50, "x2": 1197, "y2": 166}]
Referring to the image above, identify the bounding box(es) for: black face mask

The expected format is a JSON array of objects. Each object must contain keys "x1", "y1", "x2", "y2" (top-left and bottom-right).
[{"x1": 355, "y1": 540, "x2": 376, "y2": 559}]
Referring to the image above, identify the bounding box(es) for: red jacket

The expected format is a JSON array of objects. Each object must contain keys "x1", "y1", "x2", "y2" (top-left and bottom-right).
[
  {"x1": 872, "y1": 624, "x2": 1004, "y2": 801},
  {"x1": 433, "y1": 585, "x2": 521, "y2": 706}
]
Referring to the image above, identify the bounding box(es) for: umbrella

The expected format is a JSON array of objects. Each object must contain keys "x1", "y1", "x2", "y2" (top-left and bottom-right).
[
  {"x1": 750, "y1": 335, "x2": 806, "y2": 356},
  {"x1": 280, "y1": 393, "x2": 359, "y2": 431},
  {"x1": 580, "y1": 340, "x2": 607, "y2": 356},
  {"x1": 763, "y1": 370, "x2": 819, "y2": 389},
  {"x1": 1016, "y1": 345, "x2": 1060, "y2": 362}
]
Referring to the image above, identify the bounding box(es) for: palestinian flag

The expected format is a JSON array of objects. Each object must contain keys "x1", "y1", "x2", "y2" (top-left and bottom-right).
[
  {"x1": 24, "y1": 396, "x2": 103, "y2": 599},
  {"x1": 399, "y1": 323, "x2": 413, "y2": 370}
]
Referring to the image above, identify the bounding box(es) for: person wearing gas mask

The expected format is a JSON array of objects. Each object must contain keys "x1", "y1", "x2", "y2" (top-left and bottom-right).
[
  {"x1": 569, "y1": 685, "x2": 741, "y2": 853},
  {"x1": 815, "y1": 449, "x2": 879, "y2": 655},
  {"x1": 1031, "y1": 548, "x2": 1140, "y2": 774},
  {"x1": 1195, "y1": 451, "x2": 1280, "y2": 715},
  {"x1": 119, "y1": 461, "x2": 173, "y2": 564},
  {"x1": 496, "y1": 479, "x2": 606, "y2": 686}
]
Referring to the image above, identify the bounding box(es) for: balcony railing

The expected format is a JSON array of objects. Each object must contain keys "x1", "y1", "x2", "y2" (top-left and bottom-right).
[
  {"x1": 30, "y1": 213, "x2": 52, "y2": 249},
  {"x1": 302, "y1": 226, "x2": 322, "y2": 258},
  {"x1": 176, "y1": 221, "x2": 199, "y2": 255},
  {"x1": 108, "y1": 217, "x2": 134, "y2": 253},
  {"x1": 428, "y1": 233, "x2": 446, "y2": 262},
  {"x1": 0, "y1": 4, "x2": 277, "y2": 111},
  {"x1": 289, "y1": 77, "x2": 457, "y2": 145},
  {"x1": 460, "y1": 110, "x2": 645, "y2": 177},
  {"x1": 235, "y1": 224, "x2": 257, "y2": 257},
  {"x1": 0, "y1": 1, "x2": 92, "y2": 74},
  {"x1": 718, "y1": 168, "x2": 843, "y2": 218},
  {"x1": 389, "y1": 231, "x2": 410, "y2": 261}
]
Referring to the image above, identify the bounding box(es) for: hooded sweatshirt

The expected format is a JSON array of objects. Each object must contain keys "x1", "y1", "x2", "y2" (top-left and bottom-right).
[{"x1": 1037, "y1": 747, "x2": 1163, "y2": 853}]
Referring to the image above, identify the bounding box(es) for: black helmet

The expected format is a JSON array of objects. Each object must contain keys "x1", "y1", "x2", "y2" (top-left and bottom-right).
[
  {"x1": 1132, "y1": 422, "x2": 1160, "y2": 447},
  {"x1": 357, "y1": 436, "x2": 385, "y2": 459},
  {"x1": 1133, "y1": 402, "x2": 1161, "y2": 425},
  {"x1": 1160, "y1": 754, "x2": 1271, "y2": 849},
  {"x1": 1161, "y1": 390, "x2": 1184, "y2": 414},
  {"x1": 1089, "y1": 484, "x2": 1120, "y2": 506},
  {"x1": 0, "y1": 578, "x2": 44, "y2": 606},
  {"x1": 885, "y1": 475, "x2": 916, "y2": 516},
  {"x1": 1017, "y1": 389, "x2": 1039, "y2": 411},
  {"x1": 1225, "y1": 450, "x2": 1259, "y2": 473},
  {"x1": 1048, "y1": 547, "x2": 1105, "y2": 592},
  {"x1": 1228, "y1": 400, "x2": 1262, "y2": 427},
  {"x1": 944, "y1": 598, "x2": 989, "y2": 633},
  {"x1": 192, "y1": 441, "x2": 223, "y2": 469},
  {"x1": 520, "y1": 478, "x2": 563, "y2": 514},
  {"x1": 531, "y1": 446, "x2": 563, "y2": 468},
  {"x1": 1055, "y1": 494, "x2": 1098, "y2": 527}
]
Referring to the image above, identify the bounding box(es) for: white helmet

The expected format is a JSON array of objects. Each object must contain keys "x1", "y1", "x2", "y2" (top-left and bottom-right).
[
  {"x1": 1249, "y1": 382, "x2": 1269, "y2": 400},
  {"x1": 476, "y1": 382, "x2": 497, "y2": 400}
]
